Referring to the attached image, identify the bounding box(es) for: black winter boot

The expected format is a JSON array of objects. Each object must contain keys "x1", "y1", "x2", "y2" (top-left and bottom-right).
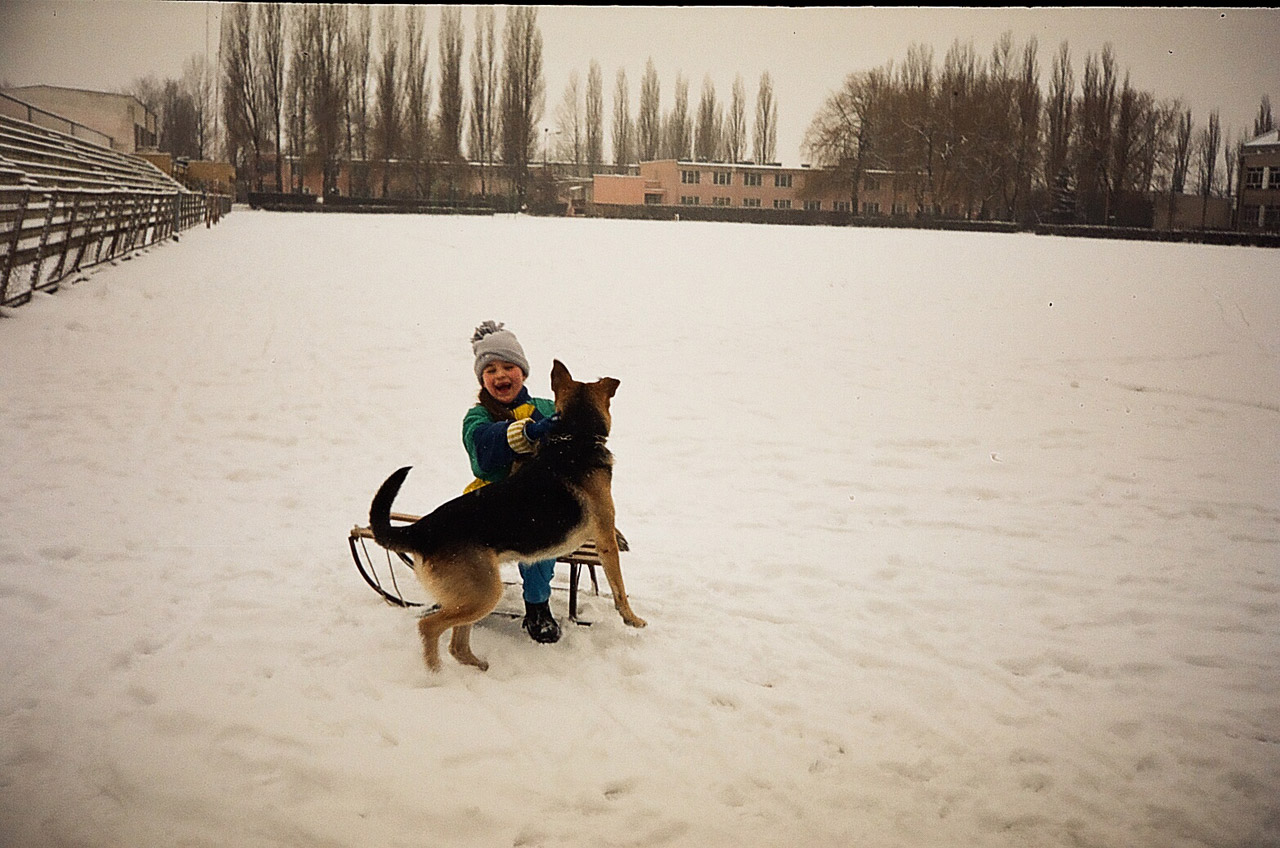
[{"x1": 522, "y1": 601, "x2": 562, "y2": 644}]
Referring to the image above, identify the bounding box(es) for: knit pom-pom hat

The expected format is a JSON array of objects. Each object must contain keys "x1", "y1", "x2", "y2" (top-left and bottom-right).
[{"x1": 471, "y1": 321, "x2": 530, "y2": 383}]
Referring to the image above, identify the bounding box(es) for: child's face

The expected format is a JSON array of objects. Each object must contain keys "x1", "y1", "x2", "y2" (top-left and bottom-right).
[{"x1": 482, "y1": 360, "x2": 525, "y2": 404}]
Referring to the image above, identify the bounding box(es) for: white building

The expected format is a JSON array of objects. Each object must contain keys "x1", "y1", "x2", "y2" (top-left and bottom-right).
[{"x1": 0, "y1": 85, "x2": 157, "y2": 153}]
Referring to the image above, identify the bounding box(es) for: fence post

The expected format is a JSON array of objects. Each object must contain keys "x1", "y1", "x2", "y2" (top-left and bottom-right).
[
  {"x1": 50, "y1": 191, "x2": 82, "y2": 281},
  {"x1": 29, "y1": 190, "x2": 58, "y2": 293},
  {"x1": 0, "y1": 188, "x2": 31, "y2": 306},
  {"x1": 121, "y1": 193, "x2": 141, "y2": 253},
  {"x1": 143, "y1": 194, "x2": 158, "y2": 247},
  {"x1": 104, "y1": 193, "x2": 125, "y2": 261},
  {"x1": 72, "y1": 191, "x2": 104, "y2": 272}
]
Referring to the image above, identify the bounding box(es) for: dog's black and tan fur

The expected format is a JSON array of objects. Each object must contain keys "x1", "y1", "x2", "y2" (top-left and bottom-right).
[{"x1": 369, "y1": 360, "x2": 645, "y2": 672}]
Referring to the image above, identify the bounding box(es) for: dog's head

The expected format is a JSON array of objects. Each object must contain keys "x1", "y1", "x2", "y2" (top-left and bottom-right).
[{"x1": 550, "y1": 360, "x2": 619, "y2": 436}]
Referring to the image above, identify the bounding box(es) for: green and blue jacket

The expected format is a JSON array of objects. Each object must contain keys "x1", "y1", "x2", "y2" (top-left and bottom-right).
[{"x1": 462, "y1": 387, "x2": 556, "y2": 493}]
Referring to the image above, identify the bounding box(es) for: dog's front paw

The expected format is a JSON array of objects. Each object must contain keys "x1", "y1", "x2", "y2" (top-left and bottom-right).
[{"x1": 623, "y1": 612, "x2": 647, "y2": 628}]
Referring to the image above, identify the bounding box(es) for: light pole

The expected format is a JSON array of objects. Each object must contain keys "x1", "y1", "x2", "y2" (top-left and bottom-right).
[{"x1": 541, "y1": 128, "x2": 561, "y2": 211}]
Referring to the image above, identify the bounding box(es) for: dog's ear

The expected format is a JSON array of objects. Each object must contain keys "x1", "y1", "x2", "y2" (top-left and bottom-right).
[
  {"x1": 598, "y1": 377, "x2": 620, "y2": 398},
  {"x1": 550, "y1": 359, "x2": 572, "y2": 393}
]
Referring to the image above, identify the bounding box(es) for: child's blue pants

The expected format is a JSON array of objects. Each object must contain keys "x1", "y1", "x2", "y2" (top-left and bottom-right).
[{"x1": 518, "y1": 559, "x2": 556, "y2": 604}]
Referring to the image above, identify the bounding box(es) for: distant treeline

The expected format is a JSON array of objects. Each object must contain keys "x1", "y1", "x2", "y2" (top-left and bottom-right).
[
  {"x1": 126, "y1": 7, "x2": 1274, "y2": 221},
  {"x1": 804, "y1": 37, "x2": 1275, "y2": 225}
]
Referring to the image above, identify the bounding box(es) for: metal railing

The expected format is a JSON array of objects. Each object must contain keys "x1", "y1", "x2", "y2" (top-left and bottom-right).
[{"x1": 0, "y1": 187, "x2": 232, "y2": 308}]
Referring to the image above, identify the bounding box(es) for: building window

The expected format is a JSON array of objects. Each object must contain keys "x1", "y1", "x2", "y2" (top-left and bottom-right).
[
  {"x1": 892, "y1": 202, "x2": 908, "y2": 215},
  {"x1": 1269, "y1": 170, "x2": 1280, "y2": 190},
  {"x1": 803, "y1": 200, "x2": 821, "y2": 211},
  {"x1": 1265, "y1": 205, "x2": 1280, "y2": 229},
  {"x1": 743, "y1": 172, "x2": 762, "y2": 187},
  {"x1": 681, "y1": 170, "x2": 700, "y2": 184},
  {"x1": 773, "y1": 198, "x2": 792, "y2": 209},
  {"x1": 644, "y1": 194, "x2": 662, "y2": 205},
  {"x1": 864, "y1": 176, "x2": 880, "y2": 191},
  {"x1": 713, "y1": 172, "x2": 731, "y2": 185},
  {"x1": 1245, "y1": 167, "x2": 1265, "y2": 189},
  {"x1": 862, "y1": 201, "x2": 880, "y2": 215},
  {"x1": 680, "y1": 196, "x2": 700, "y2": 205},
  {"x1": 743, "y1": 197, "x2": 761, "y2": 207},
  {"x1": 833, "y1": 200, "x2": 851, "y2": 212},
  {"x1": 712, "y1": 196, "x2": 731, "y2": 206},
  {"x1": 774, "y1": 173, "x2": 793, "y2": 188}
]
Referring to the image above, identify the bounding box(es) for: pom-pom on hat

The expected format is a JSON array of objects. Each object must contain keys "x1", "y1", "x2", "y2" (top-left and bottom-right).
[{"x1": 471, "y1": 321, "x2": 530, "y2": 383}]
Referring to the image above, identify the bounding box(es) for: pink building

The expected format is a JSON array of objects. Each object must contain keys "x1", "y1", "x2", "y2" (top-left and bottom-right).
[{"x1": 592, "y1": 159, "x2": 912, "y2": 216}]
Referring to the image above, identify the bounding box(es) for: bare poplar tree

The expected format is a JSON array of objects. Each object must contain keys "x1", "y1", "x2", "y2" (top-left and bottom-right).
[
  {"x1": 181, "y1": 54, "x2": 215, "y2": 161},
  {"x1": 1074, "y1": 45, "x2": 1117, "y2": 223},
  {"x1": 221, "y1": 3, "x2": 266, "y2": 190},
  {"x1": 1109, "y1": 71, "x2": 1142, "y2": 219},
  {"x1": 310, "y1": 5, "x2": 347, "y2": 197},
  {"x1": 637, "y1": 58, "x2": 661, "y2": 162},
  {"x1": 1197, "y1": 108, "x2": 1221, "y2": 226},
  {"x1": 374, "y1": 6, "x2": 401, "y2": 196},
  {"x1": 155, "y1": 76, "x2": 199, "y2": 158},
  {"x1": 902, "y1": 44, "x2": 937, "y2": 214},
  {"x1": 725, "y1": 74, "x2": 747, "y2": 163},
  {"x1": 555, "y1": 69, "x2": 583, "y2": 169},
  {"x1": 1170, "y1": 108, "x2": 1193, "y2": 194},
  {"x1": 437, "y1": 6, "x2": 465, "y2": 162},
  {"x1": 1254, "y1": 95, "x2": 1274, "y2": 137},
  {"x1": 468, "y1": 6, "x2": 497, "y2": 193},
  {"x1": 258, "y1": 4, "x2": 285, "y2": 191},
  {"x1": 285, "y1": 6, "x2": 317, "y2": 193},
  {"x1": 585, "y1": 60, "x2": 604, "y2": 174},
  {"x1": 1223, "y1": 128, "x2": 1238, "y2": 198},
  {"x1": 694, "y1": 75, "x2": 721, "y2": 162},
  {"x1": 611, "y1": 67, "x2": 633, "y2": 173},
  {"x1": 499, "y1": 6, "x2": 544, "y2": 203},
  {"x1": 969, "y1": 33, "x2": 1015, "y2": 219},
  {"x1": 754, "y1": 71, "x2": 777, "y2": 163},
  {"x1": 1044, "y1": 41, "x2": 1074, "y2": 212},
  {"x1": 664, "y1": 72, "x2": 691, "y2": 159},
  {"x1": 1135, "y1": 97, "x2": 1175, "y2": 193},
  {"x1": 935, "y1": 40, "x2": 979, "y2": 216},
  {"x1": 346, "y1": 6, "x2": 371, "y2": 171},
  {"x1": 402, "y1": 5, "x2": 432, "y2": 197},
  {"x1": 1009, "y1": 37, "x2": 1040, "y2": 222}
]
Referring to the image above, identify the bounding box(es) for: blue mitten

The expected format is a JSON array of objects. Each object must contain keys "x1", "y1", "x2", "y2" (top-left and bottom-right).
[{"x1": 523, "y1": 414, "x2": 559, "y2": 442}]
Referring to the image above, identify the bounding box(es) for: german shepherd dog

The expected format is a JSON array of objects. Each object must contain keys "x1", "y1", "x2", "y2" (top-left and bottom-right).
[{"x1": 369, "y1": 360, "x2": 646, "y2": 672}]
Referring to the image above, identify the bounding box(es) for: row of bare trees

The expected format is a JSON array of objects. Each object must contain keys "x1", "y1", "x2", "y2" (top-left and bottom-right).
[
  {"x1": 804, "y1": 34, "x2": 1263, "y2": 225},
  {"x1": 219, "y1": 2, "x2": 789, "y2": 201},
  {"x1": 552, "y1": 60, "x2": 781, "y2": 174},
  {"x1": 219, "y1": 4, "x2": 545, "y2": 203},
  {"x1": 128, "y1": 54, "x2": 216, "y2": 162}
]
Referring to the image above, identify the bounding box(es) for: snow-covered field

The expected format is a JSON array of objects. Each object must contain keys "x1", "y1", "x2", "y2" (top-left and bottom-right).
[{"x1": 1, "y1": 210, "x2": 1277, "y2": 848}]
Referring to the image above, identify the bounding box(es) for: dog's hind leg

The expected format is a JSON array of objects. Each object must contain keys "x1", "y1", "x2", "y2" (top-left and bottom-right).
[
  {"x1": 416, "y1": 549, "x2": 504, "y2": 672},
  {"x1": 448, "y1": 624, "x2": 487, "y2": 671},
  {"x1": 417, "y1": 613, "x2": 448, "y2": 672}
]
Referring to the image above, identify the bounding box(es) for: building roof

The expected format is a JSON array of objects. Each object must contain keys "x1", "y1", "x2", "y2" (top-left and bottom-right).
[
  {"x1": 1243, "y1": 129, "x2": 1280, "y2": 148},
  {"x1": 5, "y1": 83, "x2": 137, "y2": 100}
]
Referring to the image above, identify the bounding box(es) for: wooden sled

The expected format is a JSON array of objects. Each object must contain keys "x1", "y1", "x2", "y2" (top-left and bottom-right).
[{"x1": 348, "y1": 511, "x2": 628, "y2": 625}]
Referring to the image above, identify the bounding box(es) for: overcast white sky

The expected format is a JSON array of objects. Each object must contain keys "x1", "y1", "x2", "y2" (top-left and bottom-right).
[{"x1": 2, "y1": 3, "x2": 1277, "y2": 165}]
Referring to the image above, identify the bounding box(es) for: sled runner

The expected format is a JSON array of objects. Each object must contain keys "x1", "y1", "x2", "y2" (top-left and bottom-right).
[{"x1": 348, "y1": 511, "x2": 628, "y2": 625}]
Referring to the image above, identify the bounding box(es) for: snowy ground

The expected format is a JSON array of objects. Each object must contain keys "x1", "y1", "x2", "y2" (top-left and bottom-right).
[{"x1": 1, "y1": 211, "x2": 1277, "y2": 848}]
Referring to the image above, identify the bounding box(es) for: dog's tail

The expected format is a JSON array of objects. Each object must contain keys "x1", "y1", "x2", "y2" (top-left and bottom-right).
[{"x1": 369, "y1": 466, "x2": 415, "y2": 552}]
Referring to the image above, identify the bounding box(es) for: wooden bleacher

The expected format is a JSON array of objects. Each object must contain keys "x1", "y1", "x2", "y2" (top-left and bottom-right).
[{"x1": 0, "y1": 113, "x2": 229, "y2": 308}]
